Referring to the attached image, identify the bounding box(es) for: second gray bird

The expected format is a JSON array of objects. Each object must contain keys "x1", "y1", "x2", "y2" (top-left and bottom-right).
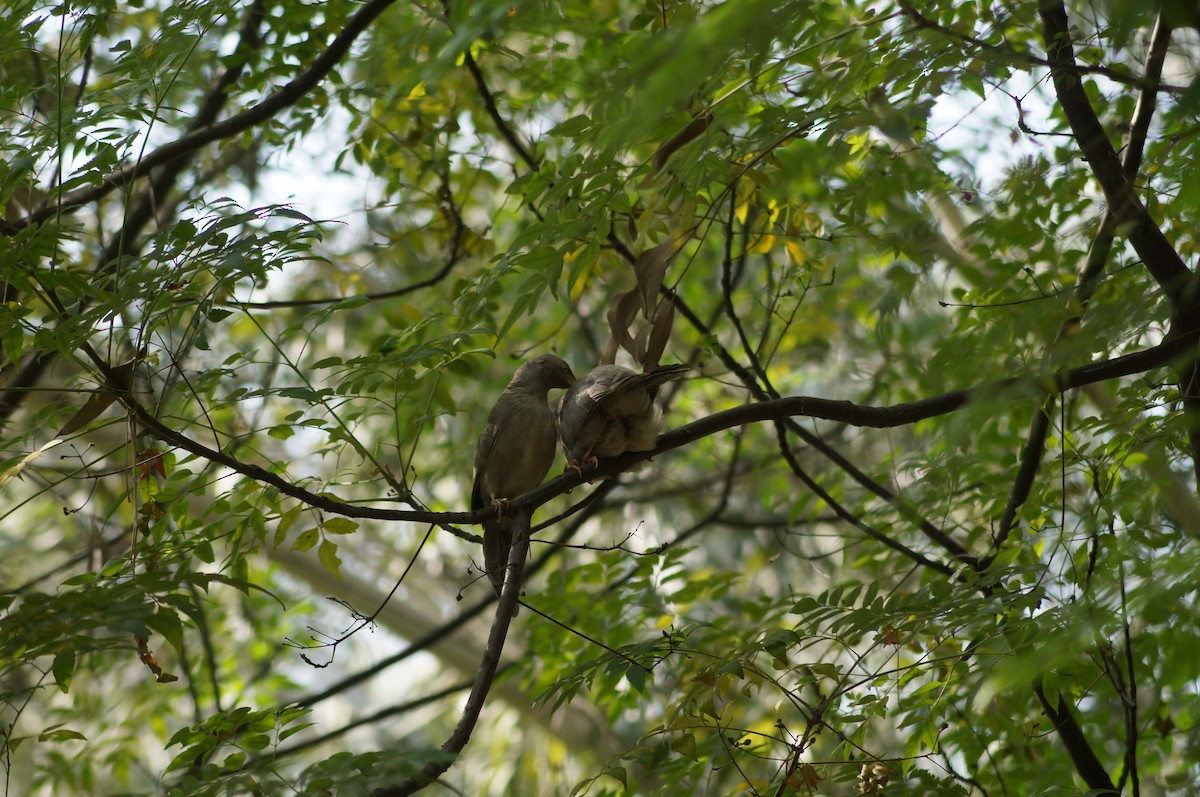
[
  {"x1": 472, "y1": 354, "x2": 576, "y2": 599},
  {"x1": 557, "y1": 363, "x2": 689, "y2": 470}
]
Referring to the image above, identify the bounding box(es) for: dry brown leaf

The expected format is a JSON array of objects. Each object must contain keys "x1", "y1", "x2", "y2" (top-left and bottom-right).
[
  {"x1": 57, "y1": 390, "x2": 119, "y2": 437},
  {"x1": 632, "y1": 241, "x2": 674, "y2": 316},
  {"x1": 56, "y1": 359, "x2": 138, "y2": 437},
  {"x1": 652, "y1": 111, "x2": 714, "y2": 172},
  {"x1": 644, "y1": 294, "x2": 676, "y2": 369},
  {"x1": 604, "y1": 287, "x2": 642, "y2": 365},
  {"x1": 630, "y1": 320, "x2": 650, "y2": 364}
]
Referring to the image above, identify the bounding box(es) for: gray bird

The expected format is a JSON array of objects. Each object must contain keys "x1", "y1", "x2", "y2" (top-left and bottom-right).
[
  {"x1": 472, "y1": 354, "x2": 576, "y2": 598},
  {"x1": 557, "y1": 363, "x2": 689, "y2": 470}
]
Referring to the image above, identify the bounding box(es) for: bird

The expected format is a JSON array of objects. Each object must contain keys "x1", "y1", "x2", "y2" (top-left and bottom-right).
[
  {"x1": 471, "y1": 354, "x2": 576, "y2": 600},
  {"x1": 557, "y1": 363, "x2": 689, "y2": 471}
]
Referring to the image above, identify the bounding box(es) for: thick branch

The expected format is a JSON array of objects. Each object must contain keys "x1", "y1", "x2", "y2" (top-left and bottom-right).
[
  {"x1": 111, "y1": 326, "x2": 1200, "y2": 527},
  {"x1": 990, "y1": 403, "x2": 1053, "y2": 560},
  {"x1": 1034, "y1": 682, "x2": 1119, "y2": 796},
  {"x1": 990, "y1": 10, "x2": 1176, "y2": 560},
  {"x1": 898, "y1": 0, "x2": 1187, "y2": 94},
  {"x1": 1037, "y1": 0, "x2": 1191, "y2": 312},
  {"x1": 372, "y1": 511, "x2": 530, "y2": 797},
  {"x1": 523, "y1": 326, "x2": 1200, "y2": 510},
  {"x1": 1121, "y1": 15, "x2": 1172, "y2": 182},
  {"x1": 0, "y1": 0, "x2": 400, "y2": 236}
]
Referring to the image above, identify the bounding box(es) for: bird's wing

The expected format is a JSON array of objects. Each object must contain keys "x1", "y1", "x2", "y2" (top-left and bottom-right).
[{"x1": 471, "y1": 418, "x2": 502, "y2": 510}]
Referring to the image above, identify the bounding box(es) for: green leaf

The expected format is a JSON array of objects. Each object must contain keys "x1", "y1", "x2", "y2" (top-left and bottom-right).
[
  {"x1": 322, "y1": 517, "x2": 358, "y2": 535},
  {"x1": 146, "y1": 608, "x2": 184, "y2": 654},
  {"x1": 311, "y1": 356, "x2": 343, "y2": 369},
  {"x1": 670, "y1": 731, "x2": 698, "y2": 760},
  {"x1": 548, "y1": 114, "x2": 592, "y2": 136},
  {"x1": 625, "y1": 663, "x2": 649, "y2": 693},
  {"x1": 52, "y1": 651, "x2": 75, "y2": 693},
  {"x1": 601, "y1": 765, "x2": 627, "y2": 790},
  {"x1": 318, "y1": 539, "x2": 342, "y2": 577},
  {"x1": 275, "y1": 504, "x2": 303, "y2": 547},
  {"x1": 291, "y1": 528, "x2": 319, "y2": 553},
  {"x1": 38, "y1": 727, "x2": 87, "y2": 743}
]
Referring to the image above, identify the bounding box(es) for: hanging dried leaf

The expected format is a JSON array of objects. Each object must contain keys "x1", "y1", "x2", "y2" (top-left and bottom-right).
[
  {"x1": 644, "y1": 294, "x2": 676, "y2": 370},
  {"x1": 630, "y1": 319, "x2": 651, "y2": 364},
  {"x1": 57, "y1": 390, "x2": 120, "y2": 437},
  {"x1": 652, "y1": 110, "x2": 715, "y2": 172},
  {"x1": 604, "y1": 287, "x2": 642, "y2": 365},
  {"x1": 633, "y1": 241, "x2": 674, "y2": 316},
  {"x1": 56, "y1": 359, "x2": 137, "y2": 437}
]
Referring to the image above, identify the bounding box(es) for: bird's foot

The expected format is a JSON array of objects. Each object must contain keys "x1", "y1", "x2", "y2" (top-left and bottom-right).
[{"x1": 490, "y1": 497, "x2": 509, "y2": 520}]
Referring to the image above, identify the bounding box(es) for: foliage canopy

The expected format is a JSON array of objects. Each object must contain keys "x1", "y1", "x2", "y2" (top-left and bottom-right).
[{"x1": 2, "y1": 0, "x2": 1199, "y2": 795}]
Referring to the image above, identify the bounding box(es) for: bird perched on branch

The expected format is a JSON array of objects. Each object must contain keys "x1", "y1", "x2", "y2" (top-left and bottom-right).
[
  {"x1": 472, "y1": 354, "x2": 576, "y2": 600},
  {"x1": 557, "y1": 363, "x2": 689, "y2": 471}
]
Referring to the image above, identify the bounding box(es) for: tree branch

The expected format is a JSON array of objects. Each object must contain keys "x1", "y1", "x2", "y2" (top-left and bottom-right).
[
  {"x1": 0, "y1": 0, "x2": 401, "y2": 236},
  {"x1": 771, "y1": 420, "x2": 956, "y2": 576},
  {"x1": 677, "y1": 293, "x2": 976, "y2": 565},
  {"x1": 988, "y1": 8, "x2": 1176, "y2": 563},
  {"x1": 102, "y1": 325, "x2": 1200, "y2": 529},
  {"x1": 897, "y1": 0, "x2": 1187, "y2": 93},
  {"x1": 1033, "y1": 681, "x2": 1119, "y2": 796},
  {"x1": 462, "y1": 49, "x2": 539, "y2": 172},
  {"x1": 1037, "y1": 0, "x2": 1192, "y2": 312},
  {"x1": 372, "y1": 510, "x2": 531, "y2": 797}
]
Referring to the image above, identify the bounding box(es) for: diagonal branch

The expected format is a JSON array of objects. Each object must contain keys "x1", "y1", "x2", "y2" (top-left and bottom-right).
[
  {"x1": 1037, "y1": 0, "x2": 1191, "y2": 312},
  {"x1": 988, "y1": 9, "x2": 1176, "y2": 563},
  {"x1": 1034, "y1": 681, "x2": 1119, "y2": 796},
  {"x1": 771, "y1": 420, "x2": 956, "y2": 576},
  {"x1": 0, "y1": 0, "x2": 270, "y2": 428},
  {"x1": 674, "y1": 294, "x2": 976, "y2": 565},
  {"x1": 0, "y1": 0, "x2": 401, "y2": 236},
  {"x1": 371, "y1": 510, "x2": 531, "y2": 797},
  {"x1": 462, "y1": 49, "x2": 539, "y2": 172}
]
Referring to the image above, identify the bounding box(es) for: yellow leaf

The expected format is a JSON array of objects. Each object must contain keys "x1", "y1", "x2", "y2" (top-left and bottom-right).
[
  {"x1": 734, "y1": 200, "x2": 749, "y2": 224},
  {"x1": 766, "y1": 198, "x2": 780, "y2": 225},
  {"x1": 847, "y1": 131, "x2": 871, "y2": 155},
  {"x1": 747, "y1": 234, "x2": 776, "y2": 254},
  {"x1": 785, "y1": 240, "x2": 807, "y2": 266}
]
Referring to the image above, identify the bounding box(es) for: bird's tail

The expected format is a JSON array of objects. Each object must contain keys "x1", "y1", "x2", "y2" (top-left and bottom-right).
[
  {"x1": 482, "y1": 517, "x2": 512, "y2": 596},
  {"x1": 632, "y1": 363, "x2": 690, "y2": 393}
]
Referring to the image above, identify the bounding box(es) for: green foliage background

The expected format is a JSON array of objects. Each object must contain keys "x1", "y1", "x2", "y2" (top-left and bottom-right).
[{"x1": 2, "y1": 0, "x2": 1198, "y2": 795}]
